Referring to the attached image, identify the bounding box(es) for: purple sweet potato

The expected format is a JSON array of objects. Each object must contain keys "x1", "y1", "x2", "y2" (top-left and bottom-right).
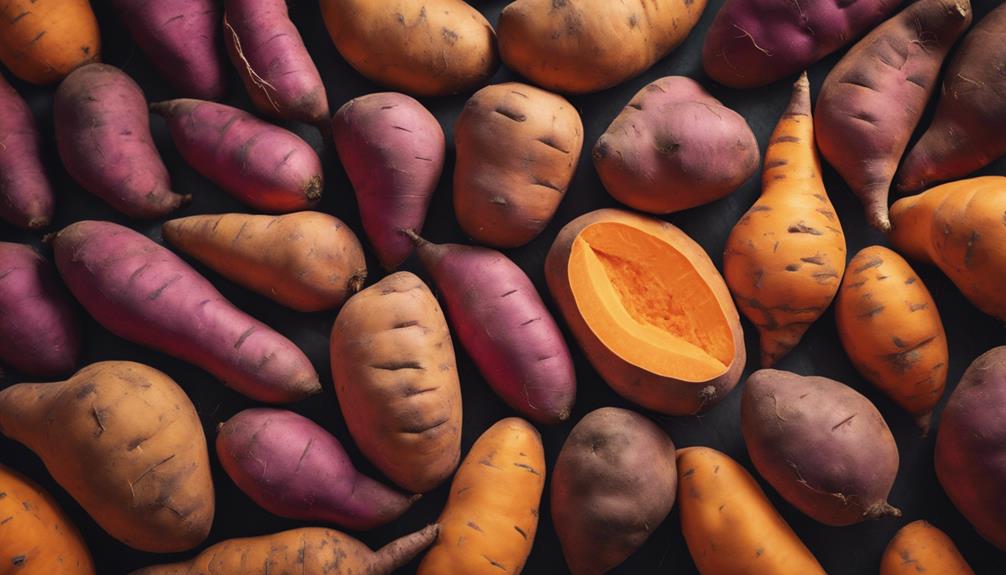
[
  {"x1": 111, "y1": 0, "x2": 226, "y2": 100},
  {"x1": 0, "y1": 73, "x2": 54, "y2": 229},
  {"x1": 935, "y1": 346, "x2": 1006, "y2": 550},
  {"x1": 0, "y1": 242, "x2": 79, "y2": 377},
  {"x1": 51, "y1": 220, "x2": 320, "y2": 403},
  {"x1": 54, "y1": 64, "x2": 187, "y2": 219},
  {"x1": 815, "y1": 0, "x2": 972, "y2": 231},
  {"x1": 702, "y1": 0, "x2": 901, "y2": 88},
  {"x1": 407, "y1": 231, "x2": 576, "y2": 424},
  {"x1": 151, "y1": 99, "x2": 322, "y2": 212},
  {"x1": 216, "y1": 408, "x2": 415, "y2": 530},
  {"x1": 333, "y1": 93, "x2": 445, "y2": 270},
  {"x1": 742, "y1": 369, "x2": 901, "y2": 526},
  {"x1": 224, "y1": 0, "x2": 329, "y2": 126}
]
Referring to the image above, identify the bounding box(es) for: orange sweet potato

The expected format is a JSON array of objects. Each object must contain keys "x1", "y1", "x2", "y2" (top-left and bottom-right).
[
  {"x1": 0, "y1": 0, "x2": 100, "y2": 84},
  {"x1": 880, "y1": 520, "x2": 975, "y2": 575}
]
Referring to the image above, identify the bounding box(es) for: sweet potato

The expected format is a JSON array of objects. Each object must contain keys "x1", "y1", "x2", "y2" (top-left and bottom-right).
[
  {"x1": 217, "y1": 408, "x2": 415, "y2": 530},
  {"x1": 551, "y1": 407, "x2": 677, "y2": 575},
  {"x1": 163, "y1": 212, "x2": 366, "y2": 312},
  {"x1": 0, "y1": 74, "x2": 53, "y2": 229},
  {"x1": 935, "y1": 345, "x2": 1006, "y2": 550},
  {"x1": 330, "y1": 272, "x2": 461, "y2": 494},
  {"x1": 54, "y1": 64, "x2": 186, "y2": 219},
  {"x1": 151, "y1": 98, "x2": 322, "y2": 212},
  {"x1": 497, "y1": 0, "x2": 707, "y2": 94},
  {"x1": 677, "y1": 446, "x2": 826, "y2": 574},
  {"x1": 594, "y1": 76, "x2": 758, "y2": 215},
  {"x1": 129, "y1": 524, "x2": 440, "y2": 575},
  {"x1": 418, "y1": 418, "x2": 544, "y2": 575},
  {"x1": 815, "y1": 0, "x2": 972, "y2": 231},
  {"x1": 52, "y1": 221, "x2": 320, "y2": 403},
  {"x1": 836, "y1": 246, "x2": 948, "y2": 430},
  {"x1": 0, "y1": 0, "x2": 100, "y2": 85},
  {"x1": 880, "y1": 520, "x2": 975, "y2": 575},
  {"x1": 407, "y1": 231, "x2": 576, "y2": 424},
  {"x1": 0, "y1": 242, "x2": 79, "y2": 377},
  {"x1": 224, "y1": 0, "x2": 328, "y2": 126},
  {"x1": 724, "y1": 73, "x2": 845, "y2": 367},
  {"x1": 702, "y1": 0, "x2": 900, "y2": 88},
  {"x1": 110, "y1": 0, "x2": 226, "y2": 100},
  {"x1": 333, "y1": 93, "x2": 445, "y2": 270},
  {"x1": 888, "y1": 176, "x2": 1006, "y2": 322},
  {"x1": 454, "y1": 82, "x2": 582, "y2": 247},
  {"x1": 742, "y1": 369, "x2": 901, "y2": 526},
  {"x1": 321, "y1": 0, "x2": 498, "y2": 97},
  {"x1": 898, "y1": 3, "x2": 1006, "y2": 191},
  {"x1": 546, "y1": 209, "x2": 745, "y2": 415},
  {"x1": 0, "y1": 361, "x2": 215, "y2": 553},
  {"x1": 0, "y1": 464, "x2": 94, "y2": 574}
]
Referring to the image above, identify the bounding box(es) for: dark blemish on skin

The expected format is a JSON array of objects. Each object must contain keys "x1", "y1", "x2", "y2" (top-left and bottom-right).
[
  {"x1": 75, "y1": 382, "x2": 96, "y2": 399},
  {"x1": 147, "y1": 274, "x2": 182, "y2": 300},
  {"x1": 756, "y1": 547, "x2": 764, "y2": 557},
  {"x1": 893, "y1": 336, "x2": 907, "y2": 348},
  {"x1": 788, "y1": 222, "x2": 822, "y2": 235},
  {"x1": 372, "y1": 361, "x2": 424, "y2": 371},
  {"x1": 876, "y1": 274, "x2": 889, "y2": 281},
  {"x1": 816, "y1": 208, "x2": 836, "y2": 221},
  {"x1": 514, "y1": 463, "x2": 541, "y2": 475},
  {"x1": 11, "y1": 556, "x2": 26, "y2": 567},
  {"x1": 831, "y1": 414, "x2": 855, "y2": 430},
  {"x1": 753, "y1": 269, "x2": 764, "y2": 289},
  {"x1": 654, "y1": 138, "x2": 680, "y2": 155},
  {"x1": 627, "y1": 103, "x2": 643, "y2": 110},
  {"x1": 859, "y1": 304, "x2": 885, "y2": 319},
  {"x1": 466, "y1": 521, "x2": 483, "y2": 532},
  {"x1": 520, "y1": 317, "x2": 541, "y2": 326},
  {"x1": 494, "y1": 106, "x2": 527, "y2": 122},
  {"x1": 801, "y1": 256, "x2": 824, "y2": 265},
  {"x1": 501, "y1": 289, "x2": 518, "y2": 297},
  {"x1": 905, "y1": 75, "x2": 927, "y2": 89},
  {"x1": 905, "y1": 277, "x2": 916, "y2": 285},
  {"x1": 537, "y1": 137, "x2": 570, "y2": 154},
  {"x1": 10, "y1": 11, "x2": 29, "y2": 24},
  {"x1": 750, "y1": 205, "x2": 772, "y2": 213},
  {"x1": 682, "y1": 468, "x2": 696, "y2": 478},
  {"x1": 773, "y1": 174, "x2": 787, "y2": 180},
  {"x1": 164, "y1": 14, "x2": 185, "y2": 25},
  {"x1": 628, "y1": 14, "x2": 638, "y2": 27},
  {"x1": 442, "y1": 28, "x2": 459, "y2": 45},
  {"x1": 765, "y1": 159, "x2": 788, "y2": 169},
  {"x1": 483, "y1": 555, "x2": 507, "y2": 571},
  {"x1": 28, "y1": 30, "x2": 45, "y2": 45},
  {"x1": 392, "y1": 125, "x2": 413, "y2": 133},
  {"x1": 855, "y1": 257, "x2": 883, "y2": 273},
  {"x1": 772, "y1": 135, "x2": 801, "y2": 144},
  {"x1": 909, "y1": 302, "x2": 928, "y2": 312},
  {"x1": 514, "y1": 525, "x2": 528, "y2": 539},
  {"x1": 534, "y1": 178, "x2": 562, "y2": 192},
  {"x1": 965, "y1": 230, "x2": 980, "y2": 267},
  {"x1": 234, "y1": 327, "x2": 256, "y2": 350},
  {"x1": 785, "y1": 263, "x2": 801, "y2": 272},
  {"x1": 393, "y1": 320, "x2": 419, "y2": 329}
]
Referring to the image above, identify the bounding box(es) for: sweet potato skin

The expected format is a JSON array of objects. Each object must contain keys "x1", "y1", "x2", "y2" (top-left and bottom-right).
[
  {"x1": 551, "y1": 408, "x2": 677, "y2": 575},
  {"x1": 52, "y1": 220, "x2": 320, "y2": 403},
  {"x1": 321, "y1": 0, "x2": 498, "y2": 97},
  {"x1": 0, "y1": 242, "x2": 80, "y2": 377},
  {"x1": 0, "y1": 74, "x2": 54, "y2": 229},
  {"x1": 935, "y1": 346, "x2": 1006, "y2": 550},
  {"x1": 54, "y1": 64, "x2": 186, "y2": 219},
  {"x1": 217, "y1": 408, "x2": 414, "y2": 530},
  {"x1": 334, "y1": 93, "x2": 445, "y2": 270},
  {"x1": 0, "y1": 0, "x2": 100, "y2": 84},
  {"x1": 880, "y1": 520, "x2": 975, "y2": 575},
  {"x1": 0, "y1": 361, "x2": 215, "y2": 553},
  {"x1": 546, "y1": 209, "x2": 745, "y2": 415},
  {"x1": 331, "y1": 272, "x2": 462, "y2": 494},
  {"x1": 455, "y1": 82, "x2": 583, "y2": 247},
  {"x1": 742, "y1": 369, "x2": 901, "y2": 526},
  {"x1": 594, "y1": 75, "x2": 758, "y2": 215}
]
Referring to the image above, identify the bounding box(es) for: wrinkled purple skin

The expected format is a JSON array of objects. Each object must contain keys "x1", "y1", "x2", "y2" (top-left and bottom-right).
[
  {"x1": 412, "y1": 235, "x2": 576, "y2": 424},
  {"x1": 741, "y1": 369, "x2": 901, "y2": 526},
  {"x1": 0, "y1": 243, "x2": 79, "y2": 377},
  {"x1": 224, "y1": 0, "x2": 329, "y2": 126},
  {"x1": 334, "y1": 93, "x2": 445, "y2": 271},
  {"x1": 52, "y1": 221, "x2": 320, "y2": 403},
  {"x1": 54, "y1": 64, "x2": 187, "y2": 219},
  {"x1": 936, "y1": 346, "x2": 1006, "y2": 550},
  {"x1": 151, "y1": 99, "x2": 322, "y2": 213},
  {"x1": 111, "y1": 0, "x2": 227, "y2": 100},
  {"x1": 702, "y1": 0, "x2": 901, "y2": 88},
  {"x1": 216, "y1": 408, "x2": 415, "y2": 530},
  {"x1": 0, "y1": 74, "x2": 54, "y2": 229}
]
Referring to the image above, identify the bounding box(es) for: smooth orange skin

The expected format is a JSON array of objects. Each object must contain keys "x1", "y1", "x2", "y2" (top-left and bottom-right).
[
  {"x1": 546, "y1": 208, "x2": 745, "y2": 415},
  {"x1": 418, "y1": 417, "x2": 545, "y2": 575},
  {"x1": 880, "y1": 521, "x2": 975, "y2": 575},
  {"x1": 0, "y1": 0, "x2": 100, "y2": 84},
  {"x1": 0, "y1": 465, "x2": 94, "y2": 575},
  {"x1": 677, "y1": 447, "x2": 826, "y2": 575}
]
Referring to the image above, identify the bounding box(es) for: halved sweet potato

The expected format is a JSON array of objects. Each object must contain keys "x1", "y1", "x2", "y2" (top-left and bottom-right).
[{"x1": 545, "y1": 209, "x2": 745, "y2": 414}]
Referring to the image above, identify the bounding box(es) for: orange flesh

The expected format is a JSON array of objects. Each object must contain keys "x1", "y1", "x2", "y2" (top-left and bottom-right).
[{"x1": 569, "y1": 222, "x2": 733, "y2": 380}]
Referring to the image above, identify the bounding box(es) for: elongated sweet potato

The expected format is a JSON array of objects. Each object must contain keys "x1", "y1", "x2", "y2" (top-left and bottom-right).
[
  {"x1": 0, "y1": 242, "x2": 79, "y2": 377},
  {"x1": 546, "y1": 209, "x2": 745, "y2": 415},
  {"x1": 163, "y1": 212, "x2": 366, "y2": 312},
  {"x1": 888, "y1": 176, "x2": 1006, "y2": 322},
  {"x1": 333, "y1": 93, "x2": 445, "y2": 270},
  {"x1": 0, "y1": 361, "x2": 215, "y2": 553},
  {"x1": 0, "y1": 0, "x2": 100, "y2": 85},
  {"x1": 418, "y1": 418, "x2": 544, "y2": 575},
  {"x1": 742, "y1": 369, "x2": 901, "y2": 526},
  {"x1": 880, "y1": 520, "x2": 975, "y2": 575},
  {"x1": 836, "y1": 246, "x2": 948, "y2": 430},
  {"x1": 54, "y1": 64, "x2": 187, "y2": 219},
  {"x1": 815, "y1": 0, "x2": 972, "y2": 231},
  {"x1": 551, "y1": 408, "x2": 677, "y2": 575},
  {"x1": 52, "y1": 221, "x2": 320, "y2": 403},
  {"x1": 331, "y1": 272, "x2": 462, "y2": 494},
  {"x1": 724, "y1": 73, "x2": 845, "y2": 367},
  {"x1": 217, "y1": 408, "x2": 415, "y2": 530},
  {"x1": 0, "y1": 73, "x2": 54, "y2": 229}
]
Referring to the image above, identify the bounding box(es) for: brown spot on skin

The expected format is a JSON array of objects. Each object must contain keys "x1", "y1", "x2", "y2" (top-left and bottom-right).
[
  {"x1": 816, "y1": 208, "x2": 836, "y2": 221},
  {"x1": 847, "y1": 280, "x2": 867, "y2": 289},
  {"x1": 884, "y1": 337, "x2": 935, "y2": 373},
  {"x1": 858, "y1": 304, "x2": 885, "y2": 319},
  {"x1": 514, "y1": 463, "x2": 541, "y2": 475},
  {"x1": 965, "y1": 230, "x2": 980, "y2": 267},
  {"x1": 483, "y1": 555, "x2": 507, "y2": 571},
  {"x1": 832, "y1": 414, "x2": 856, "y2": 430},
  {"x1": 785, "y1": 263, "x2": 801, "y2": 272},
  {"x1": 909, "y1": 302, "x2": 928, "y2": 312},
  {"x1": 466, "y1": 521, "x2": 483, "y2": 532},
  {"x1": 628, "y1": 14, "x2": 638, "y2": 27},
  {"x1": 514, "y1": 525, "x2": 528, "y2": 539},
  {"x1": 801, "y1": 256, "x2": 824, "y2": 265},
  {"x1": 855, "y1": 257, "x2": 883, "y2": 272},
  {"x1": 11, "y1": 556, "x2": 26, "y2": 567},
  {"x1": 494, "y1": 106, "x2": 526, "y2": 122},
  {"x1": 765, "y1": 159, "x2": 788, "y2": 169},
  {"x1": 905, "y1": 277, "x2": 916, "y2": 285},
  {"x1": 788, "y1": 222, "x2": 822, "y2": 235},
  {"x1": 772, "y1": 135, "x2": 801, "y2": 144},
  {"x1": 750, "y1": 205, "x2": 772, "y2": 213},
  {"x1": 893, "y1": 336, "x2": 907, "y2": 348},
  {"x1": 234, "y1": 327, "x2": 256, "y2": 349},
  {"x1": 441, "y1": 28, "x2": 459, "y2": 45}
]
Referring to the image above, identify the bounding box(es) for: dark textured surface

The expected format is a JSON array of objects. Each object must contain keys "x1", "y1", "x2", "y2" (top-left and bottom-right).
[{"x1": 1, "y1": 0, "x2": 1005, "y2": 573}]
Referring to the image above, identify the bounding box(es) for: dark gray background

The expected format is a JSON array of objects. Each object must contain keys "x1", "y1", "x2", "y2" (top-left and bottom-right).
[{"x1": 2, "y1": 0, "x2": 1005, "y2": 573}]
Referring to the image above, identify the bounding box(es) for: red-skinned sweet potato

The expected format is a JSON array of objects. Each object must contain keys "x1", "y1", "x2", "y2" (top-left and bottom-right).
[{"x1": 0, "y1": 73, "x2": 54, "y2": 229}]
